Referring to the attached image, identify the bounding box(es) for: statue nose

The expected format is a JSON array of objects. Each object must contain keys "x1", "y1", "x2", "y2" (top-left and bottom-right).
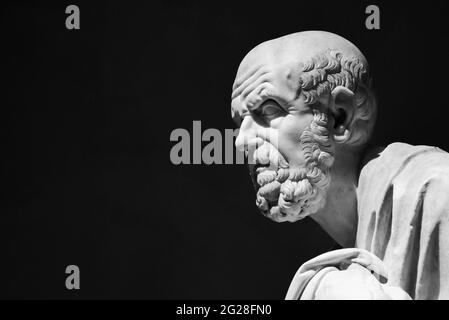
[
  {"x1": 235, "y1": 116, "x2": 253, "y2": 151},
  {"x1": 235, "y1": 132, "x2": 248, "y2": 153},
  {"x1": 235, "y1": 116, "x2": 265, "y2": 152}
]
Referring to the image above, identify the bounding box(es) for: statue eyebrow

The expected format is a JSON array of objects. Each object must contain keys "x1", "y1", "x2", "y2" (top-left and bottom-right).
[
  {"x1": 231, "y1": 107, "x2": 250, "y2": 126},
  {"x1": 231, "y1": 65, "x2": 267, "y2": 99}
]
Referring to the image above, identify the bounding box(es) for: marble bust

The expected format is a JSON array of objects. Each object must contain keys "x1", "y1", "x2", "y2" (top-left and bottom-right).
[{"x1": 231, "y1": 31, "x2": 449, "y2": 299}]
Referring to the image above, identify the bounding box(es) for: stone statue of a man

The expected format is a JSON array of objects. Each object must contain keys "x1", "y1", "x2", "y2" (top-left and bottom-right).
[{"x1": 231, "y1": 31, "x2": 449, "y2": 300}]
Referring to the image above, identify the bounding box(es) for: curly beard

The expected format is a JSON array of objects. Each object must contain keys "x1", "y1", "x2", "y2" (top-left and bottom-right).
[{"x1": 251, "y1": 111, "x2": 335, "y2": 222}]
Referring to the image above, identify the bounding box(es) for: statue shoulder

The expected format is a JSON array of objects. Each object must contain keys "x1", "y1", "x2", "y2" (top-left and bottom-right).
[
  {"x1": 373, "y1": 142, "x2": 449, "y2": 162},
  {"x1": 360, "y1": 142, "x2": 449, "y2": 183},
  {"x1": 358, "y1": 142, "x2": 449, "y2": 220}
]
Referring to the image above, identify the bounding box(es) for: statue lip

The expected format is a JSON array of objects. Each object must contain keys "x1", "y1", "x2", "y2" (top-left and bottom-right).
[
  {"x1": 250, "y1": 163, "x2": 280, "y2": 217},
  {"x1": 249, "y1": 163, "x2": 269, "y2": 190}
]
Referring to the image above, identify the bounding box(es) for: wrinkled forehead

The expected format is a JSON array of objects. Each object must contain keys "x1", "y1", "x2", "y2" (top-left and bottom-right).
[
  {"x1": 232, "y1": 40, "x2": 307, "y2": 95},
  {"x1": 235, "y1": 39, "x2": 306, "y2": 80},
  {"x1": 231, "y1": 32, "x2": 366, "y2": 102},
  {"x1": 231, "y1": 41, "x2": 311, "y2": 108}
]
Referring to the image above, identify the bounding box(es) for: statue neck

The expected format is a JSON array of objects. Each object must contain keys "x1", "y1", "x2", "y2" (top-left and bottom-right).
[{"x1": 310, "y1": 146, "x2": 364, "y2": 247}]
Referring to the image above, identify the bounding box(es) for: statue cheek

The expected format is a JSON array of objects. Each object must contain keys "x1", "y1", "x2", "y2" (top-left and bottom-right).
[
  {"x1": 276, "y1": 114, "x2": 313, "y2": 165},
  {"x1": 279, "y1": 114, "x2": 314, "y2": 144}
]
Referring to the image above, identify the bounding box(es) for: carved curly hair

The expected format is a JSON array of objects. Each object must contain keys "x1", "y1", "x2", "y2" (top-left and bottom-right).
[{"x1": 298, "y1": 50, "x2": 377, "y2": 146}]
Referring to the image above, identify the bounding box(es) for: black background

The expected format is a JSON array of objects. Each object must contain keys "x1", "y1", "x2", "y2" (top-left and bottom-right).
[{"x1": 2, "y1": 0, "x2": 449, "y2": 299}]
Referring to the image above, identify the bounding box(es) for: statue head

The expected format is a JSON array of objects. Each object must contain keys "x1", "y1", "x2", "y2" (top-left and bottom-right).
[{"x1": 231, "y1": 31, "x2": 377, "y2": 223}]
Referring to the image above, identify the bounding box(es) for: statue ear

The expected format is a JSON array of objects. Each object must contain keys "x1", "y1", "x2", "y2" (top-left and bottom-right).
[{"x1": 330, "y1": 86, "x2": 356, "y2": 143}]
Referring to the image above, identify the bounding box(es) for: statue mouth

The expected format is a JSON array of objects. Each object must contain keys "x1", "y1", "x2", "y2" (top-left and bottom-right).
[
  {"x1": 249, "y1": 162, "x2": 284, "y2": 218},
  {"x1": 247, "y1": 142, "x2": 324, "y2": 222},
  {"x1": 247, "y1": 141, "x2": 289, "y2": 216},
  {"x1": 249, "y1": 163, "x2": 268, "y2": 191},
  {"x1": 246, "y1": 141, "x2": 322, "y2": 222}
]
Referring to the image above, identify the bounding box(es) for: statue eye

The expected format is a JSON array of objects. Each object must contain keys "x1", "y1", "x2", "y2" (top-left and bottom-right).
[{"x1": 260, "y1": 100, "x2": 285, "y2": 120}]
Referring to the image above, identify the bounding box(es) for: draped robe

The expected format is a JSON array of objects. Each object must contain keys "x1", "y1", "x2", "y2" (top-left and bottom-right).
[{"x1": 286, "y1": 142, "x2": 449, "y2": 300}]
